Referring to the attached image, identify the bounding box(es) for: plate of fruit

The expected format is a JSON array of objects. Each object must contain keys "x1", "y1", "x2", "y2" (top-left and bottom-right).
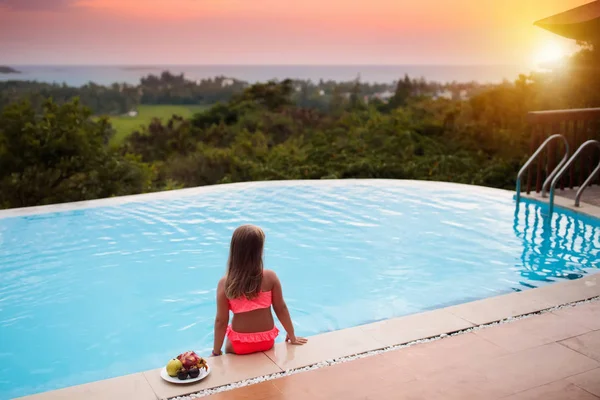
[{"x1": 161, "y1": 351, "x2": 210, "y2": 384}]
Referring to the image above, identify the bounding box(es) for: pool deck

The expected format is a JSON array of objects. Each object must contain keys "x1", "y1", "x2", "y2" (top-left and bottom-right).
[
  {"x1": 11, "y1": 182, "x2": 600, "y2": 400},
  {"x1": 210, "y1": 297, "x2": 600, "y2": 400},
  {"x1": 18, "y1": 273, "x2": 600, "y2": 400},
  {"x1": 522, "y1": 186, "x2": 600, "y2": 219},
  {"x1": 556, "y1": 186, "x2": 600, "y2": 208}
]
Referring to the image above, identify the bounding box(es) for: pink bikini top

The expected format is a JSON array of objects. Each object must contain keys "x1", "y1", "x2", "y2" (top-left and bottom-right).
[{"x1": 228, "y1": 291, "x2": 272, "y2": 314}]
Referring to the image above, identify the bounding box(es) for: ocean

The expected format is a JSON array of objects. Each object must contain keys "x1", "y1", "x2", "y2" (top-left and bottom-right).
[{"x1": 0, "y1": 65, "x2": 529, "y2": 87}]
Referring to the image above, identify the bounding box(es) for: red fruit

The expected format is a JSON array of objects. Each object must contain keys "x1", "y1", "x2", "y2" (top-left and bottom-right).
[{"x1": 177, "y1": 351, "x2": 201, "y2": 369}]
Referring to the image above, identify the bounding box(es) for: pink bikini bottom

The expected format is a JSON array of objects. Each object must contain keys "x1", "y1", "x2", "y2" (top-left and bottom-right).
[{"x1": 226, "y1": 325, "x2": 279, "y2": 355}]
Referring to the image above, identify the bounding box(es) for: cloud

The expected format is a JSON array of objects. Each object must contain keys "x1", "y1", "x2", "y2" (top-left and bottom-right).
[{"x1": 0, "y1": 0, "x2": 74, "y2": 11}]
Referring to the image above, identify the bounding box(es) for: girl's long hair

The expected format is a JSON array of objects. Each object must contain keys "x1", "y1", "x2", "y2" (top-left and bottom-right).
[{"x1": 225, "y1": 225, "x2": 265, "y2": 299}]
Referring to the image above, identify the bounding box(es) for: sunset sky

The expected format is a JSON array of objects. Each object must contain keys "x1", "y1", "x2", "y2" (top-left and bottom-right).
[{"x1": 0, "y1": 0, "x2": 590, "y2": 66}]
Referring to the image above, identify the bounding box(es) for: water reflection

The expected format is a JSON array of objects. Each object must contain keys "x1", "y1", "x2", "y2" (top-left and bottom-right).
[{"x1": 513, "y1": 199, "x2": 600, "y2": 284}]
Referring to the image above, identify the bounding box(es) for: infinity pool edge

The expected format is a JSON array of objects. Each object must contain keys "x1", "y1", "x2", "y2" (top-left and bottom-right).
[{"x1": 0, "y1": 179, "x2": 514, "y2": 219}]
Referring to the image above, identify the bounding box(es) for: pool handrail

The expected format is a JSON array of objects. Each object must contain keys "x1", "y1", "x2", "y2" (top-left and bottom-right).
[
  {"x1": 548, "y1": 139, "x2": 600, "y2": 215},
  {"x1": 515, "y1": 134, "x2": 569, "y2": 203}
]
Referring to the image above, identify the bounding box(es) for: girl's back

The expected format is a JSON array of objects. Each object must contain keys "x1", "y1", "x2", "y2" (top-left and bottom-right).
[
  {"x1": 225, "y1": 270, "x2": 276, "y2": 333},
  {"x1": 212, "y1": 225, "x2": 307, "y2": 356}
]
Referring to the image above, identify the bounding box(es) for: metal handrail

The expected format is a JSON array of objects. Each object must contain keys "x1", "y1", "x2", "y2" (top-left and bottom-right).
[
  {"x1": 515, "y1": 134, "x2": 569, "y2": 203},
  {"x1": 549, "y1": 140, "x2": 600, "y2": 215},
  {"x1": 528, "y1": 108, "x2": 600, "y2": 124}
]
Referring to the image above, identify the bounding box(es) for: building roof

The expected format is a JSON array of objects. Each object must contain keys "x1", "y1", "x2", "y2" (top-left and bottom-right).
[{"x1": 534, "y1": 0, "x2": 600, "y2": 41}]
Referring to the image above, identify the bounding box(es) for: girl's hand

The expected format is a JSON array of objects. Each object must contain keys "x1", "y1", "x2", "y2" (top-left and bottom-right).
[{"x1": 286, "y1": 333, "x2": 308, "y2": 345}]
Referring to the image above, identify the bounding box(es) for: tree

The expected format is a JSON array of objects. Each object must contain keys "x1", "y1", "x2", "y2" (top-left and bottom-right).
[
  {"x1": 388, "y1": 74, "x2": 414, "y2": 109},
  {"x1": 2, "y1": 44, "x2": 599, "y2": 210},
  {"x1": 232, "y1": 79, "x2": 294, "y2": 111},
  {"x1": 329, "y1": 86, "x2": 346, "y2": 115},
  {"x1": 124, "y1": 115, "x2": 197, "y2": 162},
  {"x1": 349, "y1": 76, "x2": 363, "y2": 109},
  {"x1": 0, "y1": 99, "x2": 153, "y2": 208}
]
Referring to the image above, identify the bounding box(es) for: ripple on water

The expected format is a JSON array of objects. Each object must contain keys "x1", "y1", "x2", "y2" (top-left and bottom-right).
[{"x1": 0, "y1": 181, "x2": 599, "y2": 399}]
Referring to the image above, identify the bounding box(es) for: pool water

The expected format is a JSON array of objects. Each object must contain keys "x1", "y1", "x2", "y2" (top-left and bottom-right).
[{"x1": 1, "y1": 180, "x2": 599, "y2": 399}]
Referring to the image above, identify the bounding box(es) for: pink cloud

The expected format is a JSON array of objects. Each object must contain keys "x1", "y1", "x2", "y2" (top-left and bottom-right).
[
  {"x1": 0, "y1": 0, "x2": 74, "y2": 11},
  {"x1": 0, "y1": 0, "x2": 592, "y2": 65}
]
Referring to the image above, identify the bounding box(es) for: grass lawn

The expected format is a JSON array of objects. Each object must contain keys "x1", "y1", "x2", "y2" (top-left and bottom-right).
[{"x1": 106, "y1": 104, "x2": 209, "y2": 145}]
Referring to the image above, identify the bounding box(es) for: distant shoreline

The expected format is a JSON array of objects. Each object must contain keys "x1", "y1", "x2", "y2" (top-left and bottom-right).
[
  {"x1": 0, "y1": 64, "x2": 528, "y2": 87},
  {"x1": 0, "y1": 66, "x2": 21, "y2": 74},
  {"x1": 121, "y1": 67, "x2": 162, "y2": 71}
]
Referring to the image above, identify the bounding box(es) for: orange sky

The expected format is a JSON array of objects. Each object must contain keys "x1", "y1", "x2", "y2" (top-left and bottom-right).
[{"x1": 0, "y1": 0, "x2": 591, "y2": 65}]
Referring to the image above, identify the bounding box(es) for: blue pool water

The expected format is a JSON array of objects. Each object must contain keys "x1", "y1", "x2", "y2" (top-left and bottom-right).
[{"x1": 1, "y1": 180, "x2": 599, "y2": 399}]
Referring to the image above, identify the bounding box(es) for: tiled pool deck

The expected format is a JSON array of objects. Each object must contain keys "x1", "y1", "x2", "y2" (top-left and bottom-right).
[
  {"x1": 12, "y1": 184, "x2": 600, "y2": 400},
  {"x1": 554, "y1": 186, "x2": 600, "y2": 208},
  {"x1": 207, "y1": 299, "x2": 600, "y2": 400},
  {"x1": 523, "y1": 187, "x2": 600, "y2": 219}
]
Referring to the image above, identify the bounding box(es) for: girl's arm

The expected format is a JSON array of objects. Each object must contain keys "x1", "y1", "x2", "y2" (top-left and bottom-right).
[
  {"x1": 270, "y1": 271, "x2": 307, "y2": 345},
  {"x1": 212, "y1": 278, "x2": 229, "y2": 355}
]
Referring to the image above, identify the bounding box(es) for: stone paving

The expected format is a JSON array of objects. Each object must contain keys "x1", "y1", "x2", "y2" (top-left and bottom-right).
[{"x1": 206, "y1": 299, "x2": 600, "y2": 400}]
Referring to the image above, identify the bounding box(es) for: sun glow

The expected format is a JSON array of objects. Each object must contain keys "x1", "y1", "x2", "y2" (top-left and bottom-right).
[{"x1": 533, "y1": 40, "x2": 567, "y2": 66}]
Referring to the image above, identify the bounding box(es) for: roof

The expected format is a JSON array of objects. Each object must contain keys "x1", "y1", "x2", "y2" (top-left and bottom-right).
[{"x1": 534, "y1": 0, "x2": 600, "y2": 41}]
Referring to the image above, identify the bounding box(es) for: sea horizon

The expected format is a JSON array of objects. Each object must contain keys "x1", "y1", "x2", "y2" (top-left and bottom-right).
[{"x1": 0, "y1": 64, "x2": 532, "y2": 87}]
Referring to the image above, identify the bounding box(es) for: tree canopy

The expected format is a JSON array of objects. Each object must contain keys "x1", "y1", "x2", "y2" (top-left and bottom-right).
[
  {"x1": 0, "y1": 99, "x2": 152, "y2": 208},
  {"x1": 1, "y1": 45, "x2": 598, "y2": 210}
]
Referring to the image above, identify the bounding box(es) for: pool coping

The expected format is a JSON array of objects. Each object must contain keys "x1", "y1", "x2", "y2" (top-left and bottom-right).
[
  {"x1": 521, "y1": 191, "x2": 600, "y2": 219},
  {"x1": 17, "y1": 271, "x2": 600, "y2": 400}
]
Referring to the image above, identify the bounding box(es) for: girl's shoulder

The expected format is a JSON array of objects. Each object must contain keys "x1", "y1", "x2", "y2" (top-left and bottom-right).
[
  {"x1": 263, "y1": 269, "x2": 277, "y2": 280},
  {"x1": 262, "y1": 269, "x2": 278, "y2": 289},
  {"x1": 217, "y1": 276, "x2": 226, "y2": 289}
]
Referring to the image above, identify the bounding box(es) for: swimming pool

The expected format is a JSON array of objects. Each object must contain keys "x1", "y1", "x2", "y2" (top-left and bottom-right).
[{"x1": 1, "y1": 180, "x2": 599, "y2": 399}]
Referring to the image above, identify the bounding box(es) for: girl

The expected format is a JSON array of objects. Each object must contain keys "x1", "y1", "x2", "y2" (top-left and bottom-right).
[{"x1": 212, "y1": 225, "x2": 307, "y2": 356}]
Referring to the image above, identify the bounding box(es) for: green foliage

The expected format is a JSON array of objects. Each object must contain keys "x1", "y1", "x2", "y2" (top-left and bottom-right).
[
  {"x1": 390, "y1": 74, "x2": 413, "y2": 108},
  {"x1": 0, "y1": 81, "x2": 140, "y2": 115},
  {"x1": 1, "y1": 45, "x2": 599, "y2": 209},
  {"x1": 123, "y1": 116, "x2": 198, "y2": 162},
  {"x1": 139, "y1": 72, "x2": 246, "y2": 105},
  {"x1": 106, "y1": 104, "x2": 208, "y2": 145},
  {"x1": 0, "y1": 99, "x2": 153, "y2": 208},
  {"x1": 232, "y1": 79, "x2": 295, "y2": 111}
]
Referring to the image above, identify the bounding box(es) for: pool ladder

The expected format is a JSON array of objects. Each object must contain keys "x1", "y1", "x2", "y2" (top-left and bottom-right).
[
  {"x1": 516, "y1": 136, "x2": 600, "y2": 215},
  {"x1": 515, "y1": 134, "x2": 570, "y2": 203},
  {"x1": 548, "y1": 140, "x2": 600, "y2": 215}
]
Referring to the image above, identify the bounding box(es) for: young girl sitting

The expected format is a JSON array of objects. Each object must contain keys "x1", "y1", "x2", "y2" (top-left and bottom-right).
[{"x1": 212, "y1": 225, "x2": 307, "y2": 356}]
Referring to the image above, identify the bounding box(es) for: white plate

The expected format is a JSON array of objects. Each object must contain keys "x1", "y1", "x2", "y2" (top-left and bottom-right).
[{"x1": 160, "y1": 364, "x2": 211, "y2": 384}]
